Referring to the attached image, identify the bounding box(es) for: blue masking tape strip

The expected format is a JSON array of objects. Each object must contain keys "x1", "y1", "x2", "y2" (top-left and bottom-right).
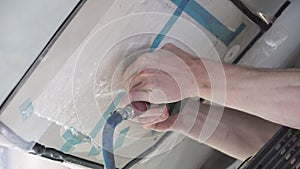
[
  {"x1": 61, "y1": 127, "x2": 91, "y2": 152},
  {"x1": 61, "y1": 128, "x2": 83, "y2": 152},
  {"x1": 151, "y1": 130, "x2": 157, "y2": 136},
  {"x1": 61, "y1": 142, "x2": 74, "y2": 153},
  {"x1": 150, "y1": 0, "x2": 189, "y2": 51},
  {"x1": 88, "y1": 146, "x2": 101, "y2": 156},
  {"x1": 60, "y1": 91, "x2": 125, "y2": 153},
  {"x1": 171, "y1": 0, "x2": 246, "y2": 45},
  {"x1": 89, "y1": 91, "x2": 126, "y2": 139},
  {"x1": 114, "y1": 126, "x2": 130, "y2": 150},
  {"x1": 19, "y1": 98, "x2": 34, "y2": 120}
]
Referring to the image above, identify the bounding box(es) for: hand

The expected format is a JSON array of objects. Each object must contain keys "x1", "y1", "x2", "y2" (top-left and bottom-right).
[
  {"x1": 136, "y1": 99, "x2": 201, "y2": 135},
  {"x1": 123, "y1": 44, "x2": 207, "y2": 104},
  {"x1": 122, "y1": 44, "x2": 209, "y2": 134}
]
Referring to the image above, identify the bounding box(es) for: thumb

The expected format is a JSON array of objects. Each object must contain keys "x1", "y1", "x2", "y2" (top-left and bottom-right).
[
  {"x1": 137, "y1": 105, "x2": 168, "y2": 124},
  {"x1": 143, "y1": 115, "x2": 178, "y2": 132},
  {"x1": 137, "y1": 105, "x2": 181, "y2": 132}
]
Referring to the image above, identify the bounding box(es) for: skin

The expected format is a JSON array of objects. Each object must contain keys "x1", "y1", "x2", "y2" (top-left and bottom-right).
[{"x1": 122, "y1": 44, "x2": 300, "y2": 160}]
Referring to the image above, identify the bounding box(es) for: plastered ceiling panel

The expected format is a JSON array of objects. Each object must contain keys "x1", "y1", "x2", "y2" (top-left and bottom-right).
[{"x1": 1, "y1": 0, "x2": 261, "y2": 168}]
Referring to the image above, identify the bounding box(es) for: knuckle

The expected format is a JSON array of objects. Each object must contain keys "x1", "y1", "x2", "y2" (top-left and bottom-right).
[
  {"x1": 136, "y1": 56, "x2": 146, "y2": 63},
  {"x1": 138, "y1": 69, "x2": 154, "y2": 78},
  {"x1": 139, "y1": 69, "x2": 148, "y2": 76},
  {"x1": 137, "y1": 53, "x2": 151, "y2": 63},
  {"x1": 162, "y1": 43, "x2": 175, "y2": 49},
  {"x1": 132, "y1": 75, "x2": 147, "y2": 85},
  {"x1": 144, "y1": 82, "x2": 155, "y2": 89}
]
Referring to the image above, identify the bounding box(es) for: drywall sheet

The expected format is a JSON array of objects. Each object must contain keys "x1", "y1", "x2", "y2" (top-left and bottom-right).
[{"x1": 1, "y1": 0, "x2": 260, "y2": 167}]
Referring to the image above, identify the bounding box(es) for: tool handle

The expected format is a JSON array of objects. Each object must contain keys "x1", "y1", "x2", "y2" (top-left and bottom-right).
[
  {"x1": 166, "y1": 99, "x2": 188, "y2": 116},
  {"x1": 130, "y1": 99, "x2": 188, "y2": 117}
]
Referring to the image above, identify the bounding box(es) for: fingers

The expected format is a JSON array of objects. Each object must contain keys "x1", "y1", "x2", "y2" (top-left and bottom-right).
[
  {"x1": 123, "y1": 43, "x2": 192, "y2": 82},
  {"x1": 137, "y1": 105, "x2": 169, "y2": 124},
  {"x1": 128, "y1": 69, "x2": 156, "y2": 90},
  {"x1": 122, "y1": 43, "x2": 194, "y2": 104},
  {"x1": 123, "y1": 53, "x2": 154, "y2": 82},
  {"x1": 123, "y1": 44, "x2": 185, "y2": 83},
  {"x1": 130, "y1": 88, "x2": 171, "y2": 104},
  {"x1": 123, "y1": 57, "x2": 143, "y2": 82},
  {"x1": 127, "y1": 69, "x2": 170, "y2": 103},
  {"x1": 143, "y1": 98, "x2": 201, "y2": 133},
  {"x1": 143, "y1": 116, "x2": 177, "y2": 132},
  {"x1": 136, "y1": 105, "x2": 178, "y2": 132}
]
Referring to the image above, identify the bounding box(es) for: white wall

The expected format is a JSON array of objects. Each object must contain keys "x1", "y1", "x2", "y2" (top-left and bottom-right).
[{"x1": 0, "y1": 0, "x2": 78, "y2": 105}]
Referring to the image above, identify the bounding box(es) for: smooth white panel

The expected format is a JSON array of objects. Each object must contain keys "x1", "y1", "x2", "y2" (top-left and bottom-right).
[{"x1": 0, "y1": 0, "x2": 78, "y2": 105}]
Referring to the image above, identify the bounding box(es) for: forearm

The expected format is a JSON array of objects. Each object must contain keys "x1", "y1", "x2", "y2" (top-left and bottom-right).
[
  {"x1": 198, "y1": 59, "x2": 300, "y2": 129},
  {"x1": 187, "y1": 104, "x2": 280, "y2": 160}
]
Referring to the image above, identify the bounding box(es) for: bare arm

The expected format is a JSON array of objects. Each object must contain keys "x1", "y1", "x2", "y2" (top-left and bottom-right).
[
  {"x1": 124, "y1": 44, "x2": 300, "y2": 129},
  {"x1": 138, "y1": 101, "x2": 280, "y2": 160},
  {"x1": 123, "y1": 43, "x2": 297, "y2": 159},
  {"x1": 198, "y1": 60, "x2": 300, "y2": 129},
  {"x1": 191, "y1": 103, "x2": 280, "y2": 160}
]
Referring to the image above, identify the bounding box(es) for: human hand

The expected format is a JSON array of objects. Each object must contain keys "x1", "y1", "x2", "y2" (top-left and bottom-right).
[
  {"x1": 136, "y1": 98, "x2": 201, "y2": 135},
  {"x1": 123, "y1": 44, "x2": 207, "y2": 104},
  {"x1": 122, "y1": 44, "x2": 210, "y2": 134}
]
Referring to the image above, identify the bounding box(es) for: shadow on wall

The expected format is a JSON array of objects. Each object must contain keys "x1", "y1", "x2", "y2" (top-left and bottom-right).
[
  {"x1": 201, "y1": 150, "x2": 237, "y2": 169},
  {"x1": 295, "y1": 56, "x2": 300, "y2": 68}
]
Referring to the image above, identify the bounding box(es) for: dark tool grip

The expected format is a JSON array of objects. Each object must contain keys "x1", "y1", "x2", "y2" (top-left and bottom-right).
[
  {"x1": 130, "y1": 99, "x2": 188, "y2": 117},
  {"x1": 166, "y1": 99, "x2": 188, "y2": 116}
]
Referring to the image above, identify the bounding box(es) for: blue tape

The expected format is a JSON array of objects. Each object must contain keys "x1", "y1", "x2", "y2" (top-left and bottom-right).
[
  {"x1": 19, "y1": 98, "x2": 34, "y2": 120},
  {"x1": 171, "y1": 0, "x2": 246, "y2": 45},
  {"x1": 150, "y1": 0, "x2": 189, "y2": 51},
  {"x1": 114, "y1": 126, "x2": 130, "y2": 150},
  {"x1": 88, "y1": 146, "x2": 101, "y2": 156},
  {"x1": 60, "y1": 142, "x2": 74, "y2": 153},
  {"x1": 89, "y1": 92, "x2": 126, "y2": 139},
  {"x1": 60, "y1": 91, "x2": 125, "y2": 153},
  {"x1": 151, "y1": 130, "x2": 157, "y2": 136},
  {"x1": 61, "y1": 127, "x2": 91, "y2": 152}
]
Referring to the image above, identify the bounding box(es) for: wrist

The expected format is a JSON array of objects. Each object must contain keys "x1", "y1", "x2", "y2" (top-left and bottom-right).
[
  {"x1": 193, "y1": 59, "x2": 255, "y2": 105},
  {"x1": 186, "y1": 102, "x2": 209, "y2": 142},
  {"x1": 192, "y1": 59, "x2": 216, "y2": 100}
]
